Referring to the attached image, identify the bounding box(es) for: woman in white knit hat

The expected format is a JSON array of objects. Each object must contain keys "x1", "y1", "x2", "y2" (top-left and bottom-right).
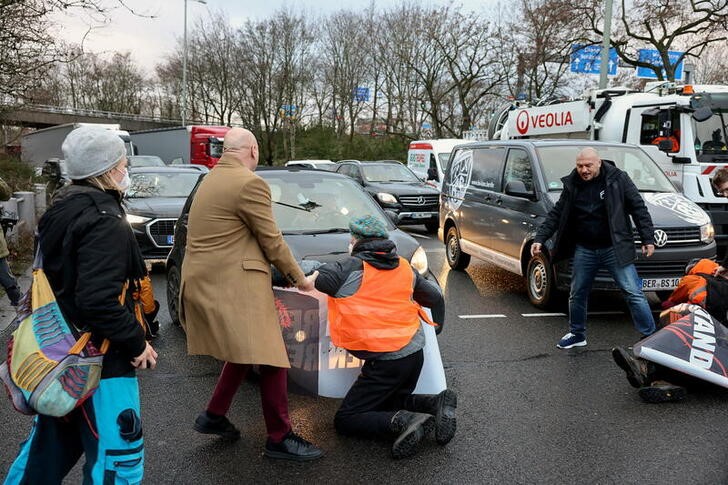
[{"x1": 5, "y1": 126, "x2": 157, "y2": 484}]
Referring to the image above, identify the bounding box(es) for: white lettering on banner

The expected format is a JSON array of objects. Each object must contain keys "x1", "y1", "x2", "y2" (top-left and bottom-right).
[
  {"x1": 327, "y1": 344, "x2": 362, "y2": 369},
  {"x1": 690, "y1": 310, "x2": 716, "y2": 369}
]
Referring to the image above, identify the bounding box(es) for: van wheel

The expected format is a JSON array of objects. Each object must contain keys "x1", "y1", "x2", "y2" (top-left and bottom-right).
[
  {"x1": 526, "y1": 253, "x2": 560, "y2": 309},
  {"x1": 166, "y1": 264, "x2": 181, "y2": 326},
  {"x1": 446, "y1": 226, "x2": 470, "y2": 270},
  {"x1": 424, "y1": 219, "x2": 439, "y2": 234}
]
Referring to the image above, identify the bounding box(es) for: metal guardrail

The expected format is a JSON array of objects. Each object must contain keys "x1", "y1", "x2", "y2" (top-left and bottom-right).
[{"x1": 7, "y1": 103, "x2": 183, "y2": 125}]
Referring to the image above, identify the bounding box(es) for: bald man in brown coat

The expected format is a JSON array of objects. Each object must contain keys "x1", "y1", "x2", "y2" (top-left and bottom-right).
[{"x1": 181, "y1": 127, "x2": 323, "y2": 461}]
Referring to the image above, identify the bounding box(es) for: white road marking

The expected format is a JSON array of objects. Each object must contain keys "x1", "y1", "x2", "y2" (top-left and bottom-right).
[
  {"x1": 522, "y1": 313, "x2": 567, "y2": 317},
  {"x1": 458, "y1": 314, "x2": 507, "y2": 319},
  {"x1": 408, "y1": 233, "x2": 432, "y2": 240}
]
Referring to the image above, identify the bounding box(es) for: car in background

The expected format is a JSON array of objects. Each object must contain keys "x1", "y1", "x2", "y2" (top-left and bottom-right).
[
  {"x1": 124, "y1": 167, "x2": 205, "y2": 262},
  {"x1": 285, "y1": 160, "x2": 338, "y2": 170},
  {"x1": 440, "y1": 140, "x2": 716, "y2": 309},
  {"x1": 335, "y1": 160, "x2": 440, "y2": 233},
  {"x1": 127, "y1": 155, "x2": 166, "y2": 168},
  {"x1": 165, "y1": 167, "x2": 433, "y2": 325}
]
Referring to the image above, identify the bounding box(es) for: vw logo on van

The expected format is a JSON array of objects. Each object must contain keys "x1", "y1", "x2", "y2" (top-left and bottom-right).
[{"x1": 653, "y1": 229, "x2": 668, "y2": 248}]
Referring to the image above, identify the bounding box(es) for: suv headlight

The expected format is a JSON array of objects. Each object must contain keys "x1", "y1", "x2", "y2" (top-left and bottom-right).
[
  {"x1": 410, "y1": 246, "x2": 428, "y2": 275},
  {"x1": 700, "y1": 223, "x2": 715, "y2": 243},
  {"x1": 377, "y1": 192, "x2": 398, "y2": 204},
  {"x1": 126, "y1": 214, "x2": 152, "y2": 224}
]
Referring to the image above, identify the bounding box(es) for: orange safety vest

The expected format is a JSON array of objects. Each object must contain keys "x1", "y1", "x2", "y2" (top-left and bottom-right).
[{"x1": 327, "y1": 257, "x2": 435, "y2": 352}]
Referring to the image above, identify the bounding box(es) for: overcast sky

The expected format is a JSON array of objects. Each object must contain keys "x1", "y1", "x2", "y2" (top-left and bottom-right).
[{"x1": 53, "y1": 0, "x2": 500, "y2": 74}]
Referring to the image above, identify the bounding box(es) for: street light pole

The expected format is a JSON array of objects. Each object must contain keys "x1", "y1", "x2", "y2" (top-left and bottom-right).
[
  {"x1": 181, "y1": 0, "x2": 206, "y2": 126},
  {"x1": 598, "y1": 0, "x2": 614, "y2": 90}
]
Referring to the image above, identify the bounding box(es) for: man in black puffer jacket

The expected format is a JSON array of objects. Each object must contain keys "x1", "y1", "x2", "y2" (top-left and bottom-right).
[
  {"x1": 312, "y1": 215, "x2": 453, "y2": 459},
  {"x1": 532, "y1": 147, "x2": 656, "y2": 349}
]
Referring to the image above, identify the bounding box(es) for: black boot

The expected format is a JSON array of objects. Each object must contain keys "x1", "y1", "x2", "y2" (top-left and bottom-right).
[
  {"x1": 390, "y1": 411, "x2": 434, "y2": 459},
  {"x1": 405, "y1": 389, "x2": 457, "y2": 445},
  {"x1": 612, "y1": 347, "x2": 655, "y2": 388}
]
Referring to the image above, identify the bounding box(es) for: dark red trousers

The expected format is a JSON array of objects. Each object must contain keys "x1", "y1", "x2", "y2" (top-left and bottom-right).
[{"x1": 207, "y1": 362, "x2": 291, "y2": 442}]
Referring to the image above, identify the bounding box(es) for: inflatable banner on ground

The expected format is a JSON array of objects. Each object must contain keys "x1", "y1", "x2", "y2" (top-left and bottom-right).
[
  {"x1": 273, "y1": 287, "x2": 447, "y2": 398},
  {"x1": 634, "y1": 306, "x2": 728, "y2": 389}
]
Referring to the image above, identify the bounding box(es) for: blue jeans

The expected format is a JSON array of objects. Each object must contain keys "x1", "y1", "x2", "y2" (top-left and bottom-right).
[{"x1": 569, "y1": 245, "x2": 655, "y2": 337}]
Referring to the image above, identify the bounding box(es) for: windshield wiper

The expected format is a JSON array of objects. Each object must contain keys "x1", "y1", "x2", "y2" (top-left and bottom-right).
[
  {"x1": 274, "y1": 200, "x2": 320, "y2": 212},
  {"x1": 283, "y1": 228, "x2": 350, "y2": 235}
]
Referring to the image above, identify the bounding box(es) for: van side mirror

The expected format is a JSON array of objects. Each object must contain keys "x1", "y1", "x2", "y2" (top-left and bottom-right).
[
  {"x1": 505, "y1": 180, "x2": 533, "y2": 199},
  {"x1": 427, "y1": 167, "x2": 439, "y2": 182},
  {"x1": 692, "y1": 106, "x2": 713, "y2": 122},
  {"x1": 658, "y1": 139, "x2": 674, "y2": 152}
]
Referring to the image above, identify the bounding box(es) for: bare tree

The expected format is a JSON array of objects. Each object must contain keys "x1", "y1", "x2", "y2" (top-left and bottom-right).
[{"x1": 580, "y1": 0, "x2": 728, "y2": 81}]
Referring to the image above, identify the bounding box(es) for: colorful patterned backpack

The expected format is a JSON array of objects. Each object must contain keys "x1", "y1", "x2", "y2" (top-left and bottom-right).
[{"x1": 0, "y1": 251, "x2": 108, "y2": 417}]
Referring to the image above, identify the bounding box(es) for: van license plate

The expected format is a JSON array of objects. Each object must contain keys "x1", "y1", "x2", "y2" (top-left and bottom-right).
[
  {"x1": 641, "y1": 277, "x2": 680, "y2": 290},
  {"x1": 167, "y1": 235, "x2": 175, "y2": 245}
]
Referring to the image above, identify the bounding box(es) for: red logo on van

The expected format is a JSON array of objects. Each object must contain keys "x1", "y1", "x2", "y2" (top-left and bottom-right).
[{"x1": 516, "y1": 110, "x2": 529, "y2": 135}]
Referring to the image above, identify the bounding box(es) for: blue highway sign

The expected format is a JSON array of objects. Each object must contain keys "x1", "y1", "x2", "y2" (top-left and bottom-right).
[
  {"x1": 636, "y1": 49, "x2": 684, "y2": 79},
  {"x1": 570, "y1": 44, "x2": 618, "y2": 75}
]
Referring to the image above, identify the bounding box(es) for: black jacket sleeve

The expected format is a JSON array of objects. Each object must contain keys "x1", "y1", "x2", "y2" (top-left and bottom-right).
[
  {"x1": 535, "y1": 188, "x2": 569, "y2": 245},
  {"x1": 413, "y1": 270, "x2": 445, "y2": 333},
  {"x1": 622, "y1": 173, "x2": 655, "y2": 245},
  {"x1": 74, "y1": 216, "x2": 146, "y2": 358},
  {"x1": 314, "y1": 259, "x2": 352, "y2": 296}
]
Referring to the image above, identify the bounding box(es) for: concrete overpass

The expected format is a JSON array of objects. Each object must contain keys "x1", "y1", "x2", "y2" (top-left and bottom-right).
[{"x1": 0, "y1": 104, "x2": 182, "y2": 131}]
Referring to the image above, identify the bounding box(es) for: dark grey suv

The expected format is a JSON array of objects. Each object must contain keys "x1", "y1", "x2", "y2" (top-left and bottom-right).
[
  {"x1": 439, "y1": 140, "x2": 717, "y2": 309},
  {"x1": 336, "y1": 160, "x2": 440, "y2": 233}
]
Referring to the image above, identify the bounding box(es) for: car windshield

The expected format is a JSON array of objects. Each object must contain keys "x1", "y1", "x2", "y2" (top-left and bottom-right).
[
  {"x1": 128, "y1": 156, "x2": 165, "y2": 167},
  {"x1": 438, "y1": 153, "x2": 452, "y2": 172},
  {"x1": 693, "y1": 112, "x2": 728, "y2": 159},
  {"x1": 361, "y1": 164, "x2": 419, "y2": 183},
  {"x1": 535, "y1": 145, "x2": 676, "y2": 192},
  {"x1": 128, "y1": 172, "x2": 201, "y2": 198},
  {"x1": 264, "y1": 173, "x2": 391, "y2": 234}
]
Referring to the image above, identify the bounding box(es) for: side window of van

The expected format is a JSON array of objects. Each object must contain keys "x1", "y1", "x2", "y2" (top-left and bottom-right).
[
  {"x1": 469, "y1": 147, "x2": 505, "y2": 192},
  {"x1": 502, "y1": 148, "x2": 534, "y2": 193}
]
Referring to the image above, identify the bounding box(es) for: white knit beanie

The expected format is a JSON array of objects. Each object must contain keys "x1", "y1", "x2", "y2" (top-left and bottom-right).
[{"x1": 62, "y1": 127, "x2": 126, "y2": 180}]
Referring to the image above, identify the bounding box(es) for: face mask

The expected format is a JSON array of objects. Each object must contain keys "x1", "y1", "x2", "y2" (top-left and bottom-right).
[{"x1": 116, "y1": 171, "x2": 131, "y2": 192}]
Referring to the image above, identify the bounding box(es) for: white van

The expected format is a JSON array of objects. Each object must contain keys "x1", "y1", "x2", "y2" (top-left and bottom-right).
[{"x1": 407, "y1": 139, "x2": 465, "y2": 190}]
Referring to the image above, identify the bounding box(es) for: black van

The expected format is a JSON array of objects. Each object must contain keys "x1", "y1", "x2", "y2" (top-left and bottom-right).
[{"x1": 439, "y1": 140, "x2": 717, "y2": 309}]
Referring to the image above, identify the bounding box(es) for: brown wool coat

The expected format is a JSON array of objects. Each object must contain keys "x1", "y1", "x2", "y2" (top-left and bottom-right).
[{"x1": 179, "y1": 154, "x2": 305, "y2": 367}]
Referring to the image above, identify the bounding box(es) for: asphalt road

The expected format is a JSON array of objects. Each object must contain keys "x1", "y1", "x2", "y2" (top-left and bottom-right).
[{"x1": 1, "y1": 227, "x2": 727, "y2": 484}]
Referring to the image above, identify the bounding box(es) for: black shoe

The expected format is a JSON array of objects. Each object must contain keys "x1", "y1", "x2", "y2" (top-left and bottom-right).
[
  {"x1": 193, "y1": 412, "x2": 241, "y2": 440},
  {"x1": 405, "y1": 390, "x2": 457, "y2": 445},
  {"x1": 611, "y1": 347, "x2": 649, "y2": 388},
  {"x1": 390, "y1": 411, "x2": 435, "y2": 459},
  {"x1": 638, "y1": 381, "x2": 687, "y2": 403},
  {"x1": 264, "y1": 432, "x2": 324, "y2": 462}
]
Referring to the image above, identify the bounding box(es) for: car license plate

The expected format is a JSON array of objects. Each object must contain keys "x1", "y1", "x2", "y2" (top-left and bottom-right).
[
  {"x1": 411, "y1": 213, "x2": 430, "y2": 219},
  {"x1": 167, "y1": 235, "x2": 175, "y2": 245},
  {"x1": 641, "y1": 277, "x2": 680, "y2": 290}
]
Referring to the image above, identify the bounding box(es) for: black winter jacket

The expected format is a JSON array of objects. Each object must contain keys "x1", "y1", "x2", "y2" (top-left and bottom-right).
[
  {"x1": 534, "y1": 161, "x2": 655, "y2": 266},
  {"x1": 38, "y1": 184, "x2": 147, "y2": 378}
]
